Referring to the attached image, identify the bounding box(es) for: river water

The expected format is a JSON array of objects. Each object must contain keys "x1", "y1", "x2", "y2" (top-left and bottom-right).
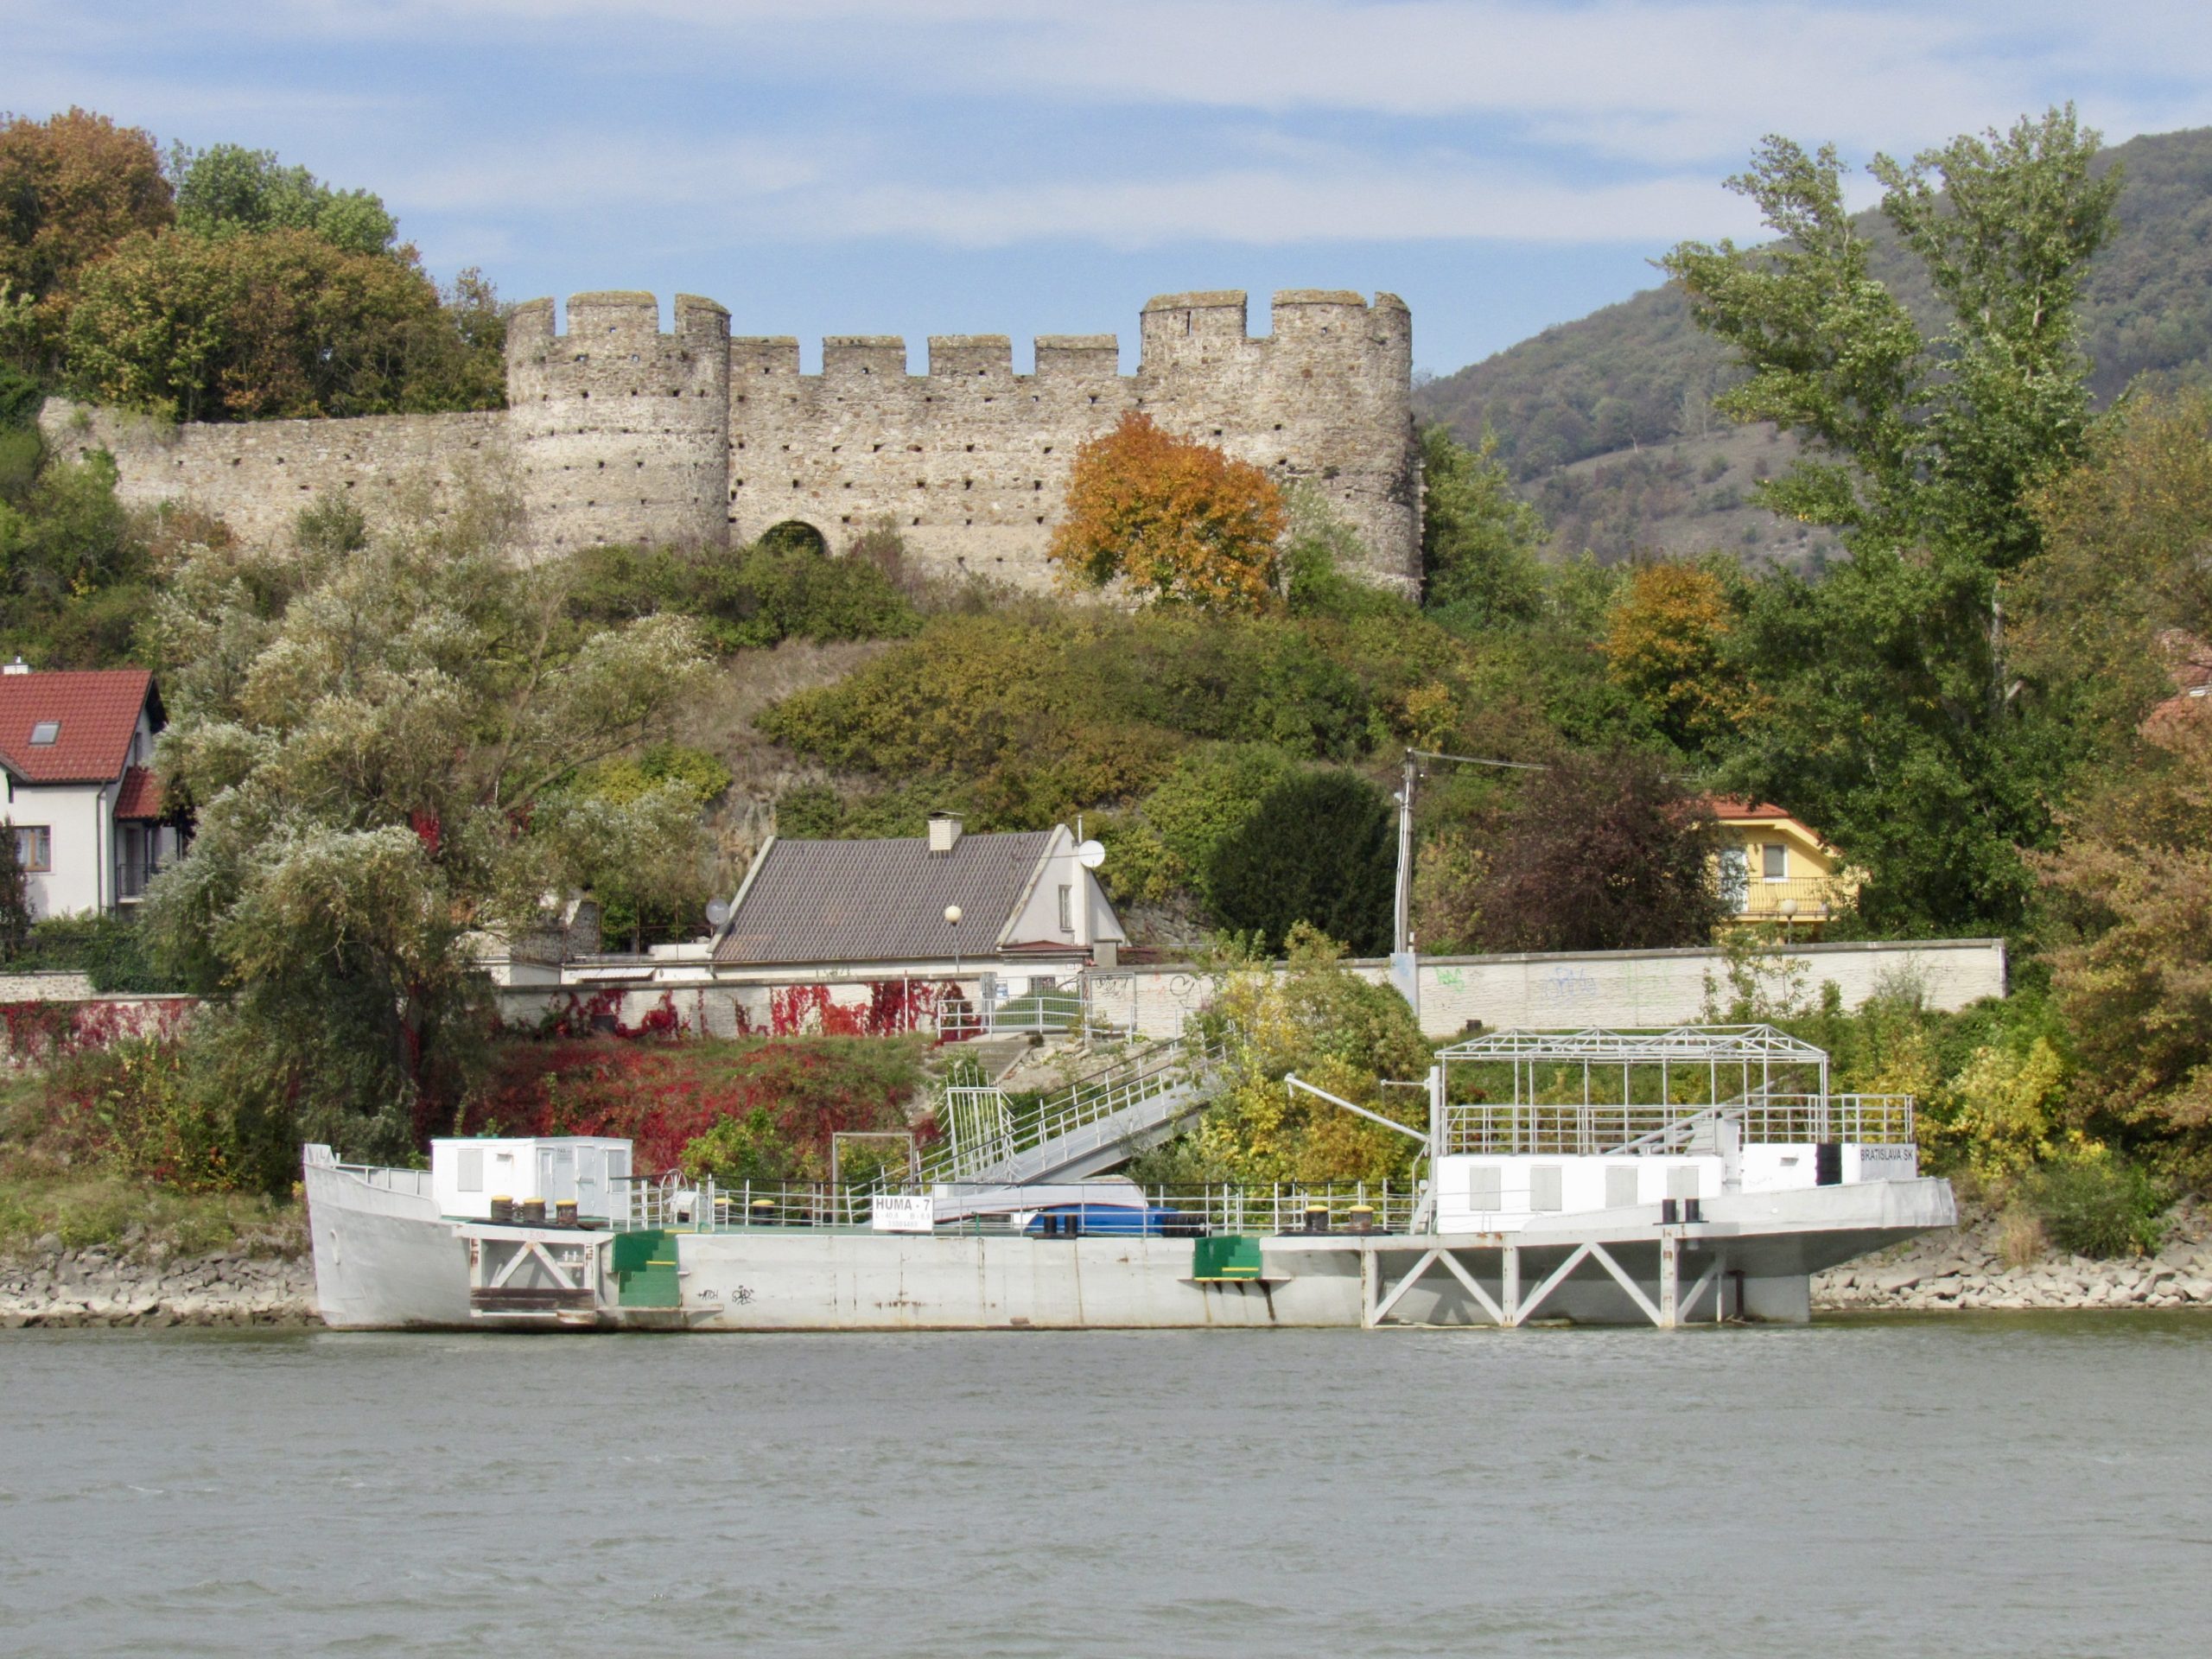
[{"x1": 0, "y1": 1317, "x2": 2204, "y2": 1657}]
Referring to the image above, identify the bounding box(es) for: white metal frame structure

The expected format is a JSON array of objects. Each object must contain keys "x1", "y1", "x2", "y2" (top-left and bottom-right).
[{"x1": 1423, "y1": 1024, "x2": 1920, "y2": 1157}]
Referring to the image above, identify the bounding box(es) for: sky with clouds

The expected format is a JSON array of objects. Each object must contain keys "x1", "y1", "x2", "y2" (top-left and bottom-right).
[{"x1": 7, "y1": 1, "x2": 2212, "y2": 373}]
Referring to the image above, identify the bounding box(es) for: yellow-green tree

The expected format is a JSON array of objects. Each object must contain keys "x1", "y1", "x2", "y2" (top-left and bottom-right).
[
  {"x1": 65, "y1": 227, "x2": 503, "y2": 422},
  {"x1": 1183, "y1": 926, "x2": 1432, "y2": 1184},
  {"x1": 1603, "y1": 559, "x2": 1758, "y2": 753},
  {"x1": 2037, "y1": 714, "x2": 2212, "y2": 1179},
  {"x1": 1049, "y1": 412, "x2": 1287, "y2": 610},
  {"x1": 0, "y1": 109, "x2": 174, "y2": 377}
]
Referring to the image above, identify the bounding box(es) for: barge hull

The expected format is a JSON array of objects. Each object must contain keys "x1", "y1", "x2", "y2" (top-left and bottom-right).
[{"x1": 303, "y1": 1147, "x2": 1954, "y2": 1332}]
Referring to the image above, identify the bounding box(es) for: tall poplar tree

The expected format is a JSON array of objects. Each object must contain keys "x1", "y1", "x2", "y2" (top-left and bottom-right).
[{"x1": 1663, "y1": 107, "x2": 2122, "y2": 933}]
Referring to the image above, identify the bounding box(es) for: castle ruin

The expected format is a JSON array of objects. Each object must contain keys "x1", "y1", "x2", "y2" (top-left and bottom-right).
[{"x1": 48, "y1": 288, "x2": 1421, "y2": 591}]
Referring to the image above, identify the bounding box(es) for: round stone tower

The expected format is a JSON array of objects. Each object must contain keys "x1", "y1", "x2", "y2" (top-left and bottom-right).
[
  {"x1": 1135, "y1": 289, "x2": 1420, "y2": 592},
  {"x1": 505, "y1": 292, "x2": 731, "y2": 553}
]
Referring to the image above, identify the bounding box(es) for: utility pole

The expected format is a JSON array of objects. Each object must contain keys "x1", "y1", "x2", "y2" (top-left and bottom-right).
[
  {"x1": 1391, "y1": 747, "x2": 1550, "y2": 963},
  {"x1": 1392, "y1": 750, "x2": 1416, "y2": 957}
]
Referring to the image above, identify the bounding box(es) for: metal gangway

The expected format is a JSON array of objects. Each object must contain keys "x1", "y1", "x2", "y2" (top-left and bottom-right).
[{"x1": 925, "y1": 1036, "x2": 1227, "y2": 1189}]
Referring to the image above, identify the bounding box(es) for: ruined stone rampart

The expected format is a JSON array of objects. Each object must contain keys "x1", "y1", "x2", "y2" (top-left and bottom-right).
[
  {"x1": 44, "y1": 289, "x2": 1421, "y2": 590},
  {"x1": 42, "y1": 403, "x2": 508, "y2": 550}
]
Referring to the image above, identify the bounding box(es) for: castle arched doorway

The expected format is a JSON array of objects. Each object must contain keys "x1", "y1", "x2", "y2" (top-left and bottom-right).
[{"x1": 759, "y1": 519, "x2": 829, "y2": 557}]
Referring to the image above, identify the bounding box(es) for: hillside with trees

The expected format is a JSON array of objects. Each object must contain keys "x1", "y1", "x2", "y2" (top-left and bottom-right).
[
  {"x1": 5, "y1": 102, "x2": 2212, "y2": 1258},
  {"x1": 1414, "y1": 124, "x2": 2212, "y2": 563}
]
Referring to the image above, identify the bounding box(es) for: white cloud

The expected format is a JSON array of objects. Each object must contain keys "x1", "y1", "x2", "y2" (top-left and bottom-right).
[
  {"x1": 783, "y1": 161, "x2": 1763, "y2": 248},
  {"x1": 73, "y1": 0, "x2": 2211, "y2": 163},
  {"x1": 7, "y1": 0, "x2": 2212, "y2": 263},
  {"x1": 382, "y1": 136, "x2": 823, "y2": 216}
]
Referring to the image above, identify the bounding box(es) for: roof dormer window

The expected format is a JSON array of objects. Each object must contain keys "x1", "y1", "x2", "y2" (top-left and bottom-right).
[{"x1": 29, "y1": 721, "x2": 58, "y2": 746}]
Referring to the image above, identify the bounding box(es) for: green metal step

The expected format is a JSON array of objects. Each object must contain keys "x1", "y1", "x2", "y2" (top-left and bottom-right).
[
  {"x1": 1191, "y1": 1236, "x2": 1264, "y2": 1281},
  {"x1": 612, "y1": 1229, "x2": 681, "y2": 1308}
]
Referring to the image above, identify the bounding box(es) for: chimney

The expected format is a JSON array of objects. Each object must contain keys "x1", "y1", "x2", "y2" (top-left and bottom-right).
[
  {"x1": 926, "y1": 812, "x2": 963, "y2": 856},
  {"x1": 2, "y1": 658, "x2": 29, "y2": 676}
]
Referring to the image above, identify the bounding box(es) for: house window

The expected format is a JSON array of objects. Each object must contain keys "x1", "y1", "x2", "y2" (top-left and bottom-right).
[
  {"x1": 1718, "y1": 846, "x2": 1750, "y2": 909},
  {"x1": 14, "y1": 825, "x2": 49, "y2": 872},
  {"x1": 1762, "y1": 842, "x2": 1788, "y2": 880},
  {"x1": 1057, "y1": 884, "x2": 1072, "y2": 932},
  {"x1": 28, "y1": 721, "x2": 58, "y2": 747}
]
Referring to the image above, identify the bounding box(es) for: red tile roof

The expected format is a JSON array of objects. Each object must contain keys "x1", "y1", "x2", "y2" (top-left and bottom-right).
[
  {"x1": 0, "y1": 669, "x2": 155, "y2": 785},
  {"x1": 1703, "y1": 796, "x2": 1793, "y2": 822},
  {"x1": 113, "y1": 765, "x2": 167, "y2": 821}
]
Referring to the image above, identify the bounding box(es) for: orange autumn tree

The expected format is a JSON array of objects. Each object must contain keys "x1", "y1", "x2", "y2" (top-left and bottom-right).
[{"x1": 1049, "y1": 412, "x2": 1287, "y2": 610}]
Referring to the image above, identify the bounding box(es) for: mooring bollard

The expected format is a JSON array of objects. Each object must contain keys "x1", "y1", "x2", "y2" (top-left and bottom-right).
[{"x1": 1348, "y1": 1205, "x2": 1376, "y2": 1235}]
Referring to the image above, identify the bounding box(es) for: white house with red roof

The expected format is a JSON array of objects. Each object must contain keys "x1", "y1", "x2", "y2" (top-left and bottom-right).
[{"x1": 0, "y1": 662, "x2": 181, "y2": 918}]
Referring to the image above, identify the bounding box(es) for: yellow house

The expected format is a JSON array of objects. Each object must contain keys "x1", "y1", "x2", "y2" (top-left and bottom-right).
[{"x1": 1706, "y1": 798, "x2": 1858, "y2": 935}]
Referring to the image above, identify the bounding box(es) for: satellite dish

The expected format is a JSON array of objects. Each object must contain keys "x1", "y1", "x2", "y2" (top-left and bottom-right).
[
  {"x1": 1075, "y1": 839, "x2": 1106, "y2": 869},
  {"x1": 705, "y1": 899, "x2": 732, "y2": 928}
]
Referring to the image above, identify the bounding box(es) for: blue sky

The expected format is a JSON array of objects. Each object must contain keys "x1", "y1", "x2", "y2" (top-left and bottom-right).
[{"x1": 8, "y1": 1, "x2": 2212, "y2": 375}]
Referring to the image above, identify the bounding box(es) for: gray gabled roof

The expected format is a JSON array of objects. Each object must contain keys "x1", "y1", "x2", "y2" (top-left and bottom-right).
[{"x1": 712, "y1": 831, "x2": 1055, "y2": 967}]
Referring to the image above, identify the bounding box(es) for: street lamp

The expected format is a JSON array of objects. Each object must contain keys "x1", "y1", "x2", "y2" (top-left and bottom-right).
[
  {"x1": 1778, "y1": 897, "x2": 1798, "y2": 945},
  {"x1": 944, "y1": 904, "x2": 963, "y2": 1036}
]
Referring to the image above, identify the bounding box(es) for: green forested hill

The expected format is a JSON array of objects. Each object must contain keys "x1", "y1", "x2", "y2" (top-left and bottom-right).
[{"x1": 1415, "y1": 125, "x2": 2212, "y2": 562}]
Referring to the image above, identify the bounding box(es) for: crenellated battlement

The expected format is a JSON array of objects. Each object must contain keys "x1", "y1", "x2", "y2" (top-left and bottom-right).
[
  {"x1": 507, "y1": 292, "x2": 732, "y2": 348},
  {"x1": 83, "y1": 287, "x2": 1421, "y2": 593}
]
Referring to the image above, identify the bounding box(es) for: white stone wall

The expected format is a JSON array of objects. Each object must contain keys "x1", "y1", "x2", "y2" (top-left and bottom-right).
[
  {"x1": 1086, "y1": 938, "x2": 2009, "y2": 1040},
  {"x1": 485, "y1": 938, "x2": 2004, "y2": 1047}
]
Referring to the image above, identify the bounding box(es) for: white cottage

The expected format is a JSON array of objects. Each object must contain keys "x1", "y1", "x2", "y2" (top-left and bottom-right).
[
  {"x1": 0, "y1": 662, "x2": 181, "y2": 917},
  {"x1": 711, "y1": 813, "x2": 1128, "y2": 980}
]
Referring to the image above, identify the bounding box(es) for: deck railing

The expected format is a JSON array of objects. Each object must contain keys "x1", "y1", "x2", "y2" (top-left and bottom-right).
[
  {"x1": 608, "y1": 1176, "x2": 1421, "y2": 1237},
  {"x1": 1444, "y1": 1091, "x2": 1915, "y2": 1156}
]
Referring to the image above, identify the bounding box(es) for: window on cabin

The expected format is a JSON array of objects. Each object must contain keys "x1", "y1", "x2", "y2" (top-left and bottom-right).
[
  {"x1": 1762, "y1": 843, "x2": 1788, "y2": 880},
  {"x1": 1466, "y1": 1165, "x2": 1502, "y2": 1210},
  {"x1": 1529, "y1": 1166, "x2": 1564, "y2": 1212},
  {"x1": 29, "y1": 721, "x2": 58, "y2": 746},
  {"x1": 456, "y1": 1148, "x2": 484, "y2": 1192},
  {"x1": 14, "y1": 825, "x2": 50, "y2": 872}
]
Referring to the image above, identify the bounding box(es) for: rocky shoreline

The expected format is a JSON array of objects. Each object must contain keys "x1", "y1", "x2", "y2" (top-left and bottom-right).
[
  {"x1": 0, "y1": 1239, "x2": 317, "y2": 1327},
  {"x1": 4, "y1": 1202, "x2": 2209, "y2": 1327},
  {"x1": 1812, "y1": 1197, "x2": 2212, "y2": 1313}
]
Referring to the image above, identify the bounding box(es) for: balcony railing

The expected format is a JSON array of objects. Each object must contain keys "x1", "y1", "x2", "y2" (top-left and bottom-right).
[
  {"x1": 1725, "y1": 875, "x2": 1852, "y2": 919},
  {"x1": 114, "y1": 857, "x2": 162, "y2": 902}
]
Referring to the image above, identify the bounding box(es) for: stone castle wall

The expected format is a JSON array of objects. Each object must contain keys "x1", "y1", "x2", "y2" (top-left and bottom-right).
[
  {"x1": 44, "y1": 289, "x2": 1421, "y2": 591},
  {"x1": 41, "y1": 403, "x2": 508, "y2": 550}
]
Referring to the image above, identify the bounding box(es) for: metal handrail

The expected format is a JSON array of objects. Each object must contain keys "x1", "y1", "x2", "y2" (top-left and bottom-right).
[
  {"x1": 606, "y1": 1177, "x2": 1421, "y2": 1236},
  {"x1": 921, "y1": 1037, "x2": 1225, "y2": 1183},
  {"x1": 1444, "y1": 1090, "x2": 1916, "y2": 1155},
  {"x1": 937, "y1": 994, "x2": 1132, "y2": 1042}
]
